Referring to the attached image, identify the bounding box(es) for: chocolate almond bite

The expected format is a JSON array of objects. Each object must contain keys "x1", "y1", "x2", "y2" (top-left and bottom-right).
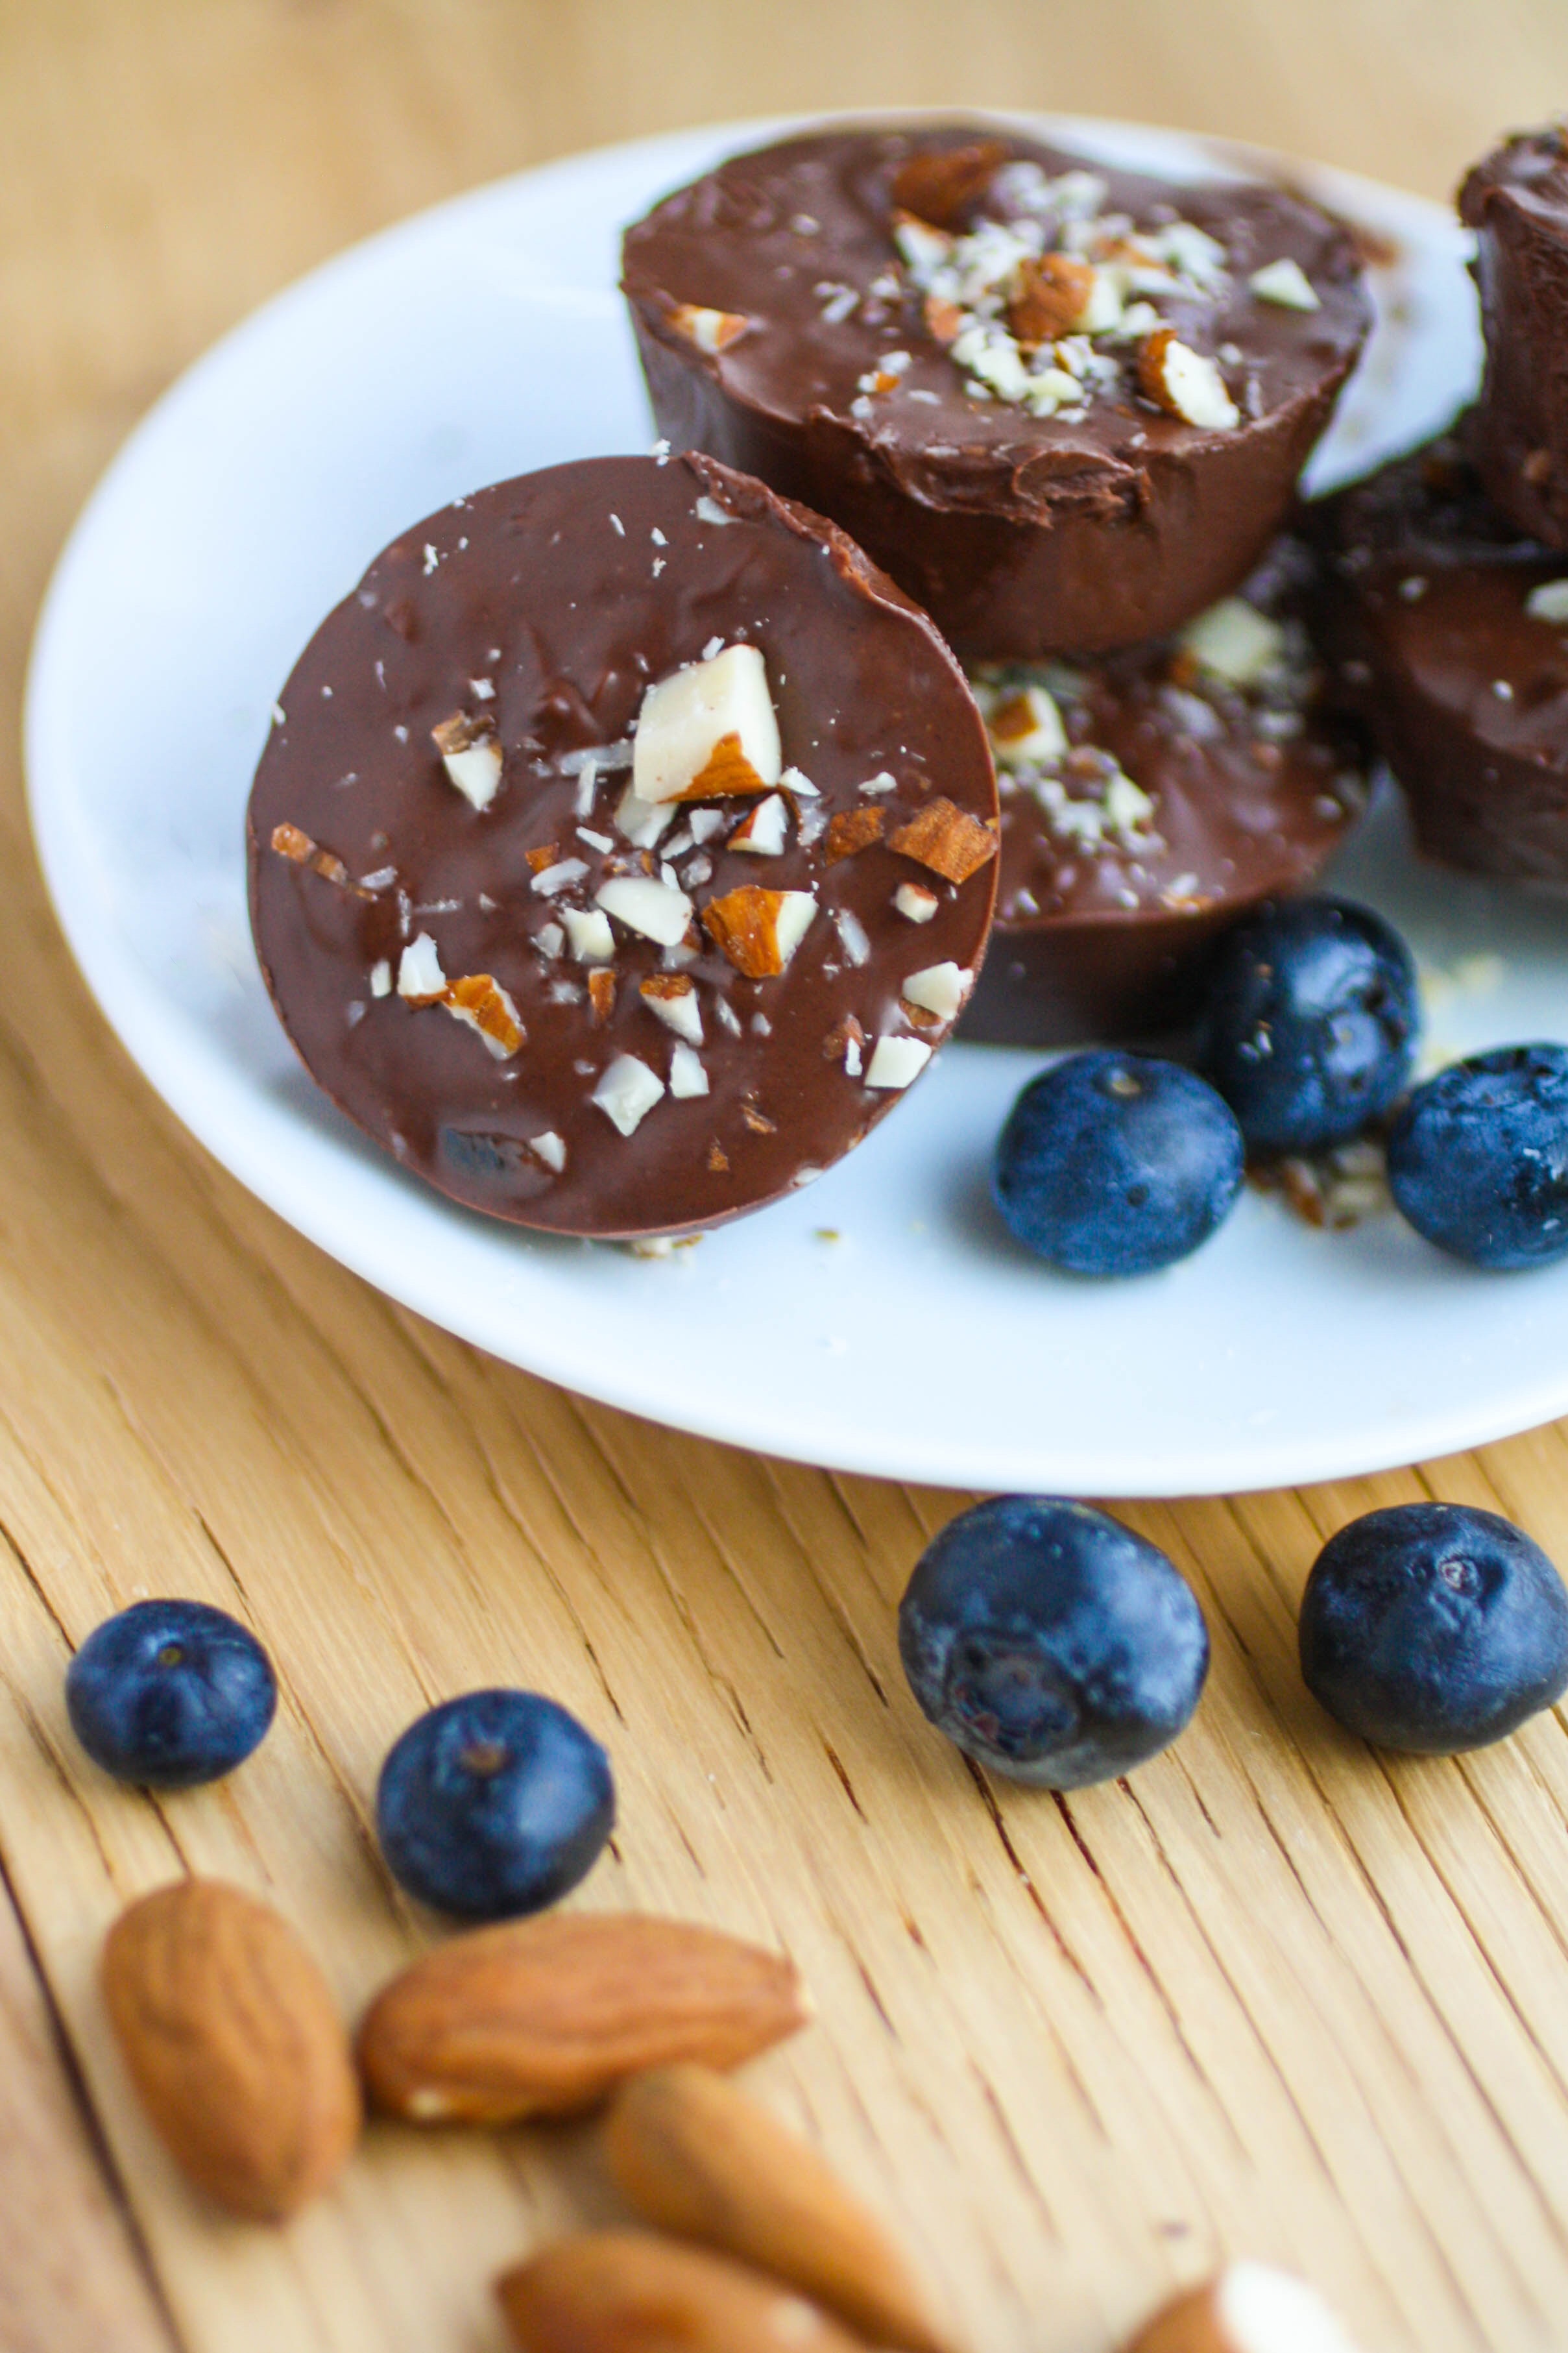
[
  {"x1": 622, "y1": 124, "x2": 1371, "y2": 658},
  {"x1": 247, "y1": 454, "x2": 998, "y2": 1240},
  {"x1": 1311, "y1": 431, "x2": 1568, "y2": 885},
  {"x1": 961, "y1": 539, "x2": 1369, "y2": 1045},
  {"x1": 1460, "y1": 127, "x2": 1568, "y2": 548}
]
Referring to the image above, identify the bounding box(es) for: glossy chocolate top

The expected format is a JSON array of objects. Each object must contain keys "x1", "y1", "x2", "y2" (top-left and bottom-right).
[
  {"x1": 248, "y1": 453, "x2": 998, "y2": 1239},
  {"x1": 976, "y1": 541, "x2": 1365, "y2": 934},
  {"x1": 1316, "y1": 435, "x2": 1568, "y2": 773},
  {"x1": 621, "y1": 124, "x2": 1370, "y2": 533}
]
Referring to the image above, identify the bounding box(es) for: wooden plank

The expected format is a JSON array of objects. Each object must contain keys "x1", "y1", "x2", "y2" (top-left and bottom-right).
[{"x1": 6, "y1": 5, "x2": 1568, "y2": 2350}]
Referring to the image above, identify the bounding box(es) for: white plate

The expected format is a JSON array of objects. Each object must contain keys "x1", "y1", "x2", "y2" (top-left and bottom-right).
[{"x1": 27, "y1": 112, "x2": 1568, "y2": 1498}]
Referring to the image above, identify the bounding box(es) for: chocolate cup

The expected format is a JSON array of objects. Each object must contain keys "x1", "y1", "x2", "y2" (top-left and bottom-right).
[
  {"x1": 958, "y1": 535, "x2": 1367, "y2": 1045},
  {"x1": 1311, "y1": 431, "x2": 1568, "y2": 886},
  {"x1": 248, "y1": 452, "x2": 999, "y2": 1239},
  {"x1": 1460, "y1": 128, "x2": 1568, "y2": 550},
  {"x1": 623, "y1": 124, "x2": 1371, "y2": 659}
]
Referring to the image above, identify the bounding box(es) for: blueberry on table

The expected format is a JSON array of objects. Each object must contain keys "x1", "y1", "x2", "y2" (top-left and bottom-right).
[
  {"x1": 898, "y1": 1496, "x2": 1210, "y2": 1786},
  {"x1": 66, "y1": 1599, "x2": 276, "y2": 1787},
  {"x1": 992, "y1": 1050, "x2": 1244, "y2": 1276},
  {"x1": 1198, "y1": 896, "x2": 1419, "y2": 1152},
  {"x1": 1299, "y1": 1502, "x2": 1568, "y2": 1753},
  {"x1": 376, "y1": 1689, "x2": 614, "y2": 1920},
  {"x1": 1386, "y1": 1042, "x2": 1568, "y2": 1269}
]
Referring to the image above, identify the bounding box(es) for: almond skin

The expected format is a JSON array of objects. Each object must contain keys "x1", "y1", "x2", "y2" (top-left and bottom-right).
[
  {"x1": 102, "y1": 1879, "x2": 361, "y2": 2221},
  {"x1": 605, "y1": 2066, "x2": 954, "y2": 2353},
  {"x1": 497, "y1": 2230, "x2": 871, "y2": 2353},
  {"x1": 358, "y1": 1912, "x2": 809, "y2": 2125}
]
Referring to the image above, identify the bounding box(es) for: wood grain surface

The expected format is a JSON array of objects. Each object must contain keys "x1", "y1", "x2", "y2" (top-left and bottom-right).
[{"x1": 5, "y1": 5, "x2": 1568, "y2": 2350}]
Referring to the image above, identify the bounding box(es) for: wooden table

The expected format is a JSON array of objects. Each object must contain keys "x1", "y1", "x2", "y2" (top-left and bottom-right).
[{"x1": 5, "y1": 6, "x2": 1568, "y2": 2348}]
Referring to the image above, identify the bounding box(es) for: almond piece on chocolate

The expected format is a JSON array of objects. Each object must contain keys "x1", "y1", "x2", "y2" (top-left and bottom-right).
[
  {"x1": 888, "y1": 797, "x2": 998, "y2": 884},
  {"x1": 640, "y1": 972, "x2": 704, "y2": 1047},
  {"x1": 824, "y1": 807, "x2": 886, "y2": 863},
  {"x1": 1124, "y1": 2263, "x2": 1362, "y2": 2353},
  {"x1": 357, "y1": 1912, "x2": 808, "y2": 2125},
  {"x1": 667, "y1": 302, "x2": 753, "y2": 354},
  {"x1": 703, "y1": 886, "x2": 816, "y2": 977},
  {"x1": 497, "y1": 2232, "x2": 868, "y2": 2353},
  {"x1": 603, "y1": 2066, "x2": 956, "y2": 2353},
  {"x1": 432, "y1": 710, "x2": 504, "y2": 811},
  {"x1": 891, "y1": 140, "x2": 1007, "y2": 229},
  {"x1": 103, "y1": 1880, "x2": 361, "y2": 2221},
  {"x1": 1137, "y1": 328, "x2": 1240, "y2": 431},
  {"x1": 1008, "y1": 254, "x2": 1096, "y2": 348},
  {"x1": 444, "y1": 973, "x2": 525, "y2": 1058},
  {"x1": 633, "y1": 644, "x2": 782, "y2": 805},
  {"x1": 587, "y1": 968, "x2": 617, "y2": 1027}
]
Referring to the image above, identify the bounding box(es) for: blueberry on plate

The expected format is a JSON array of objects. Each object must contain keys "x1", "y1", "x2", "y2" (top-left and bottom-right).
[
  {"x1": 1386, "y1": 1042, "x2": 1568, "y2": 1269},
  {"x1": 992, "y1": 1050, "x2": 1244, "y2": 1277},
  {"x1": 66, "y1": 1598, "x2": 276, "y2": 1787},
  {"x1": 1198, "y1": 896, "x2": 1419, "y2": 1152},
  {"x1": 376, "y1": 1689, "x2": 614, "y2": 1919},
  {"x1": 1299, "y1": 1502, "x2": 1568, "y2": 1752},
  {"x1": 898, "y1": 1496, "x2": 1210, "y2": 1786}
]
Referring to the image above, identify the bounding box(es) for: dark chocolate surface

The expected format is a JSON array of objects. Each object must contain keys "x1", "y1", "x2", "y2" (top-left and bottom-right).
[
  {"x1": 964, "y1": 541, "x2": 1368, "y2": 1043},
  {"x1": 622, "y1": 123, "x2": 1371, "y2": 656},
  {"x1": 1460, "y1": 127, "x2": 1568, "y2": 548},
  {"x1": 1312, "y1": 432, "x2": 1568, "y2": 884},
  {"x1": 248, "y1": 453, "x2": 998, "y2": 1237}
]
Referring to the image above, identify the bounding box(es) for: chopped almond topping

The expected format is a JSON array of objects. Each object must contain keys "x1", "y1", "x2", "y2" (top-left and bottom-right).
[
  {"x1": 667, "y1": 302, "x2": 751, "y2": 354},
  {"x1": 587, "y1": 968, "x2": 616, "y2": 1026},
  {"x1": 702, "y1": 885, "x2": 815, "y2": 978},
  {"x1": 890, "y1": 140, "x2": 1007, "y2": 229},
  {"x1": 639, "y1": 972, "x2": 694, "y2": 1001},
  {"x1": 923, "y1": 292, "x2": 965, "y2": 345},
  {"x1": 900, "y1": 999, "x2": 943, "y2": 1029},
  {"x1": 825, "y1": 807, "x2": 886, "y2": 863},
  {"x1": 823, "y1": 1013, "x2": 867, "y2": 1062},
  {"x1": 1137, "y1": 326, "x2": 1240, "y2": 430},
  {"x1": 741, "y1": 1102, "x2": 777, "y2": 1135},
  {"x1": 431, "y1": 711, "x2": 492, "y2": 757},
  {"x1": 1008, "y1": 254, "x2": 1095, "y2": 348},
  {"x1": 684, "y1": 729, "x2": 770, "y2": 801},
  {"x1": 525, "y1": 842, "x2": 562, "y2": 873},
  {"x1": 888, "y1": 796, "x2": 998, "y2": 884},
  {"x1": 707, "y1": 1143, "x2": 729, "y2": 1173},
  {"x1": 269, "y1": 822, "x2": 354, "y2": 890},
  {"x1": 442, "y1": 973, "x2": 524, "y2": 1058}
]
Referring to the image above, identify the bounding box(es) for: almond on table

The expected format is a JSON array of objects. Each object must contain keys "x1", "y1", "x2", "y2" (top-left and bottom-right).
[
  {"x1": 102, "y1": 1879, "x2": 361, "y2": 2221},
  {"x1": 497, "y1": 2231, "x2": 874, "y2": 2353},
  {"x1": 604, "y1": 2065, "x2": 956, "y2": 2353},
  {"x1": 356, "y1": 1911, "x2": 809, "y2": 2125}
]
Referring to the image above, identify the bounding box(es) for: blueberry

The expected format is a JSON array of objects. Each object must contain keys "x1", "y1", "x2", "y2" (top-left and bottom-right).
[
  {"x1": 1386, "y1": 1042, "x2": 1568, "y2": 1269},
  {"x1": 898, "y1": 1496, "x2": 1210, "y2": 1785},
  {"x1": 992, "y1": 1050, "x2": 1244, "y2": 1276},
  {"x1": 1299, "y1": 1502, "x2": 1568, "y2": 1751},
  {"x1": 376, "y1": 1689, "x2": 614, "y2": 1919},
  {"x1": 66, "y1": 1599, "x2": 276, "y2": 1788},
  {"x1": 1198, "y1": 896, "x2": 1419, "y2": 1151}
]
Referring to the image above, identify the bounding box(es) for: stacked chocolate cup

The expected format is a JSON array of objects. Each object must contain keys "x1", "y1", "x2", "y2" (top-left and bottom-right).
[
  {"x1": 623, "y1": 121, "x2": 1377, "y2": 1043},
  {"x1": 1310, "y1": 126, "x2": 1568, "y2": 893}
]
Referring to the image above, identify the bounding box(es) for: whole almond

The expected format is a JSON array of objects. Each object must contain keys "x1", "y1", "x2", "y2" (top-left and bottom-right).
[
  {"x1": 358, "y1": 1912, "x2": 808, "y2": 2124},
  {"x1": 498, "y1": 2230, "x2": 871, "y2": 2353},
  {"x1": 1125, "y1": 2263, "x2": 1362, "y2": 2353},
  {"x1": 103, "y1": 1879, "x2": 361, "y2": 2220},
  {"x1": 605, "y1": 2066, "x2": 953, "y2": 2353}
]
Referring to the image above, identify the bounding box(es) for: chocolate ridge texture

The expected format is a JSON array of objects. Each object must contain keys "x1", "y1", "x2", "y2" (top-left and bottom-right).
[
  {"x1": 622, "y1": 121, "x2": 1371, "y2": 658},
  {"x1": 1460, "y1": 126, "x2": 1568, "y2": 549},
  {"x1": 1310, "y1": 428, "x2": 1568, "y2": 887},
  {"x1": 247, "y1": 452, "x2": 999, "y2": 1239}
]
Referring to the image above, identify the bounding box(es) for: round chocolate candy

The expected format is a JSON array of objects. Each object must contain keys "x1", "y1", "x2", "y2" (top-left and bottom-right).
[
  {"x1": 248, "y1": 453, "x2": 999, "y2": 1239},
  {"x1": 1311, "y1": 430, "x2": 1568, "y2": 886},
  {"x1": 621, "y1": 123, "x2": 1371, "y2": 660},
  {"x1": 1460, "y1": 127, "x2": 1568, "y2": 549},
  {"x1": 959, "y1": 539, "x2": 1369, "y2": 1046}
]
